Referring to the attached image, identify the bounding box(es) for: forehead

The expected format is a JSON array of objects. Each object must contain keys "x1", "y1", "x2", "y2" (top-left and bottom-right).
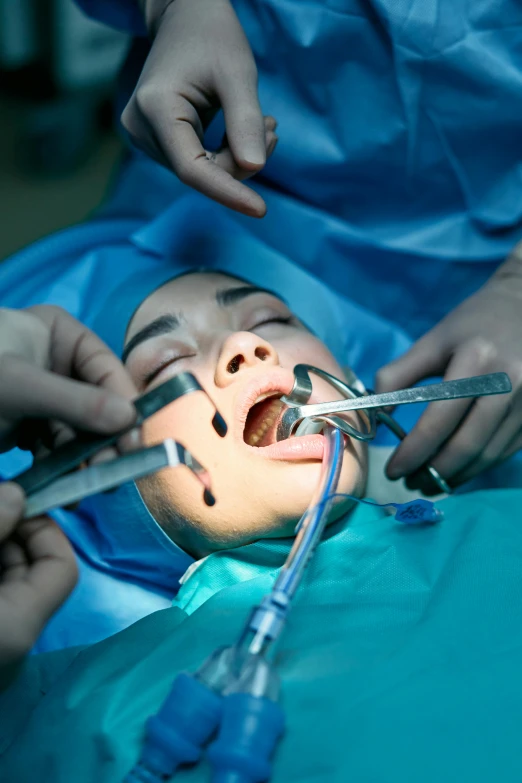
[{"x1": 127, "y1": 272, "x2": 243, "y2": 337}]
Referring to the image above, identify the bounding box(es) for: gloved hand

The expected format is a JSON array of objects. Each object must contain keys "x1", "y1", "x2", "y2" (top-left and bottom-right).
[
  {"x1": 375, "y1": 243, "x2": 522, "y2": 494},
  {"x1": 0, "y1": 483, "x2": 77, "y2": 682},
  {"x1": 0, "y1": 306, "x2": 137, "y2": 454},
  {"x1": 0, "y1": 306, "x2": 138, "y2": 680},
  {"x1": 122, "y1": 0, "x2": 277, "y2": 217}
]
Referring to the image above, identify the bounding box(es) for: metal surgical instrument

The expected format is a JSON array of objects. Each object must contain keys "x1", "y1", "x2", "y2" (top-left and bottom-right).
[
  {"x1": 23, "y1": 439, "x2": 212, "y2": 518},
  {"x1": 278, "y1": 370, "x2": 511, "y2": 441},
  {"x1": 277, "y1": 367, "x2": 512, "y2": 494},
  {"x1": 13, "y1": 372, "x2": 226, "y2": 510}
]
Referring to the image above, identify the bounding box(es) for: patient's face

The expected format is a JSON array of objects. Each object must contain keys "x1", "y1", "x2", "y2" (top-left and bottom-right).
[{"x1": 124, "y1": 273, "x2": 367, "y2": 557}]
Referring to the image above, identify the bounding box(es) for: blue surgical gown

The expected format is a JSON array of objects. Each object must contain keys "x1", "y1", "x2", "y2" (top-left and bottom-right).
[
  {"x1": 2, "y1": 0, "x2": 522, "y2": 651},
  {"x1": 75, "y1": 0, "x2": 522, "y2": 338}
]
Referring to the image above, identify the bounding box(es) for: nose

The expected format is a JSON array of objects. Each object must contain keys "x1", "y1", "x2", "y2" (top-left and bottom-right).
[{"x1": 214, "y1": 331, "x2": 279, "y2": 387}]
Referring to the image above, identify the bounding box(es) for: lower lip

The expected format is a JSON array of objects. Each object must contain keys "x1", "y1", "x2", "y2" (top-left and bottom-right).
[{"x1": 246, "y1": 434, "x2": 325, "y2": 461}]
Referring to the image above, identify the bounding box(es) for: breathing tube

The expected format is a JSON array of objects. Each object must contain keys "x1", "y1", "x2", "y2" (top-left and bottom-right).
[{"x1": 123, "y1": 425, "x2": 344, "y2": 783}]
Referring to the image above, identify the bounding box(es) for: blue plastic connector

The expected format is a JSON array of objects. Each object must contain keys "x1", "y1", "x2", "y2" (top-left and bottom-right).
[
  {"x1": 207, "y1": 693, "x2": 285, "y2": 783},
  {"x1": 124, "y1": 673, "x2": 223, "y2": 782}
]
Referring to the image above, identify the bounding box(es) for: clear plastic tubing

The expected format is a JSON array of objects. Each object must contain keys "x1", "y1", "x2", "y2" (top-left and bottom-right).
[{"x1": 273, "y1": 425, "x2": 344, "y2": 601}]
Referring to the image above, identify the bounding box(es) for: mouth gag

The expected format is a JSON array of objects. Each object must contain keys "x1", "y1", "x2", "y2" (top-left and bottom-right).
[
  {"x1": 278, "y1": 366, "x2": 512, "y2": 494},
  {"x1": 15, "y1": 372, "x2": 227, "y2": 516}
]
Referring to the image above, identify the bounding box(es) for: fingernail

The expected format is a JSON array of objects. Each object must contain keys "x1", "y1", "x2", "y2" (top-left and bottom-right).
[
  {"x1": 0, "y1": 482, "x2": 25, "y2": 513},
  {"x1": 102, "y1": 397, "x2": 136, "y2": 431},
  {"x1": 242, "y1": 147, "x2": 266, "y2": 166},
  {"x1": 386, "y1": 460, "x2": 403, "y2": 481},
  {"x1": 124, "y1": 428, "x2": 143, "y2": 449}
]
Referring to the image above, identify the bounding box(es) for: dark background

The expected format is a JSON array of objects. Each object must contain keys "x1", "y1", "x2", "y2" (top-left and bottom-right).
[{"x1": 0, "y1": 0, "x2": 129, "y2": 260}]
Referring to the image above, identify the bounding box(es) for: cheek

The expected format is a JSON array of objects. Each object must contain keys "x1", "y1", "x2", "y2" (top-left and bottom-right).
[
  {"x1": 279, "y1": 336, "x2": 344, "y2": 377},
  {"x1": 139, "y1": 396, "x2": 280, "y2": 547},
  {"x1": 141, "y1": 394, "x2": 222, "y2": 506}
]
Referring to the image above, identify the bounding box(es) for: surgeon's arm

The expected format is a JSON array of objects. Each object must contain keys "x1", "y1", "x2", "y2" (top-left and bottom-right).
[
  {"x1": 0, "y1": 306, "x2": 137, "y2": 687},
  {"x1": 376, "y1": 241, "x2": 522, "y2": 493}
]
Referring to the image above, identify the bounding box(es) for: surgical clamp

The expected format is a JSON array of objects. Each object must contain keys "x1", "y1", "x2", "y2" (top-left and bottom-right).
[
  {"x1": 277, "y1": 367, "x2": 512, "y2": 494},
  {"x1": 14, "y1": 372, "x2": 227, "y2": 513}
]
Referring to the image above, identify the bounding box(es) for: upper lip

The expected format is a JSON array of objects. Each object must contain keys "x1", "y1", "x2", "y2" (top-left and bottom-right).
[
  {"x1": 235, "y1": 368, "x2": 296, "y2": 441},
  {"x1": 235, "y1": 367, "x2": 326, "y2": 443}
]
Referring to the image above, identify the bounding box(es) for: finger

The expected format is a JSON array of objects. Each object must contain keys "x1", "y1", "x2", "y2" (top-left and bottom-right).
[
  {"x1": 404, "y1": 468, "x2": 451, "y2": 497},
  {"x1": 0, "y1": 539, "x2": 29, "y2": 581},
  {"x1": 117, "y1": 426, "x2": 143, "y2": 454},
  {"x1": 148, "y1": 97, "x2": 268, "y2": 217},
  {"x1": 88, "y1": 446, "x2": 119, "y2": 466},
  {"x1": 8, "y1": 518, "x2": 78, "y2": 626},
  {"x1": 211, "y1": 119, "x2": 278, "y2": 182},
  {"x1": 0, "y1": 483, "x2": 25, "y2": 540},
  {"x1": 0, "y1": 356, "x2": 136, "y2": 435},
  {"x1": 450, "y1": 409, "x2": 522, "y2": 486},
  {"x1": 428, "y1": 391, "x2": 513, "y2": 479},
  {"x1": 28, "y1": 306, "x2": 138, "y2": 400},
  {"x1": 218, "y1": 66, "x2": 266, "y2": 170},
  {"x1": 386, "y1": 348, "x2": 492, "y2": 479},
  {"x1": 375, "y1": 328, "x2": 449, "y2": 394}
]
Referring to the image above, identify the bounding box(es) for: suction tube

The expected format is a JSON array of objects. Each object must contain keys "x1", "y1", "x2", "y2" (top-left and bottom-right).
[{"x1": 241, "y1": 425, "x2": 344, "y2": 657}]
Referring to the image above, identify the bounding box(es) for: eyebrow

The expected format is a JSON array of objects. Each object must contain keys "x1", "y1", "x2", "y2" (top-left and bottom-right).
[
  {"x1": 122, "y1": 285, "x2": 284, "y2": 363},
  {"x1": 215, "y1": 285, "x2": 281, "y2": 307},
  {"x1": 122, "y1": 313, "x2": 180, "y2": 364}
]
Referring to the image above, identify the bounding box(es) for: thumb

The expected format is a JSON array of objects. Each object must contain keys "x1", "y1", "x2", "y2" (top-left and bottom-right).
[
  {"x1": 219, "y1": 68, "x2": 267, "y2": 170},
  {"x1": 375, "y1": 327, "x2": 450, "y2": 393}
]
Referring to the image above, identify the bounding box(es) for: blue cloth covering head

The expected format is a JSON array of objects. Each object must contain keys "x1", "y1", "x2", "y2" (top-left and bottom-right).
[
  {"x1": 0, "y1": 194, "x2": 519, "y2": 655},
  {"x1": 0, "y1": 193, "x2": 412, "y2": 652}
]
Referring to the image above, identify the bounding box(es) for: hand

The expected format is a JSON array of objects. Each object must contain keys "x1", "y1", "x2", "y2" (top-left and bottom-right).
[
  {"x1": 122, "y1": 0, "x2": 278, "y2": 218},
  {"x1": 375, "y1": 247, "x2": 522, "y2": 493},
  {"x1": 0, "y1": 306, "x2": 138, "y2": 454},
  {"x1": 0, "y1": 306, "x2": 138, "y2": 680},
  {"x1": 0, "y1": 482, "x2": 77, "y2": 679}
]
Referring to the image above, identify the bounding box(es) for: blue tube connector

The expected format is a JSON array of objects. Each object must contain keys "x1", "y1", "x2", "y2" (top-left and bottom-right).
[
  {"x1": 207, "y1": 693, "x2": 285, "y2": 783},
  {"x1": 124, "y1": 673, "x2": 223, "y2": 782}
]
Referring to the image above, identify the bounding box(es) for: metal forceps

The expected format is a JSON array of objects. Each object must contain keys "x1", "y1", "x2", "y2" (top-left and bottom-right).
[
  {"x1": 277, "y1": 365, "x2": 512, "y2": 494},
  {"x1": 13, "y1": 372, "x2": 227, "y2": 518}
]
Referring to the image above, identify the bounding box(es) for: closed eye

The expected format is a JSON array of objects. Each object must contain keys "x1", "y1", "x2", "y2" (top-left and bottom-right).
[
  {"x1": 142, "y1": 354, "x2": 195, "y2": 386},
  {"x1": 251, "y1": 316, "x2": 293, "y2": 330}
]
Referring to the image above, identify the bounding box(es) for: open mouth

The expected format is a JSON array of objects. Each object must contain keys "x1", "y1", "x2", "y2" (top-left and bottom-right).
[
  {"x1": 243, "y1": 394, "x2": 286, "y2": 447},
  {"x1": 238, "y1": 371, "x2": 327, "y2": 462}
]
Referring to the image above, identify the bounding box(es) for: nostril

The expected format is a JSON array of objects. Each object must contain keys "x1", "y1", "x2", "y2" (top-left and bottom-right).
[
  {"x1": 255, "y1": 347, "x2": 269, "y2": 361},
  {"x1": 227, "y1": 354, "x2": 244, "y2": 374}
]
